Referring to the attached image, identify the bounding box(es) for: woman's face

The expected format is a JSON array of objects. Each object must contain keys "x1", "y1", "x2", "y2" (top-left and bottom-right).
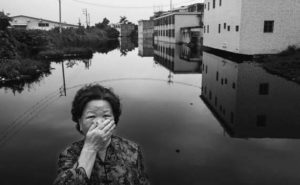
[{"x1": 79, "y1": 99, "x2": 115, "y2": 135}]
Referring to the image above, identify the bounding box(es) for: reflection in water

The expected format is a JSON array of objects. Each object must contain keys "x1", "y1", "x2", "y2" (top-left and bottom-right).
[
  {"x1": 119, "y1": 37, "x2": 136, "y2": 56},
  {"x1": 138, "y1": 38, "x2": 154, "y2": 57},
  {"x1": 201, "y1": 51, "x2": 300, "y2": 138},
  {"x1": 153, "y1": 41, "x2": 202, "y2": 74}
]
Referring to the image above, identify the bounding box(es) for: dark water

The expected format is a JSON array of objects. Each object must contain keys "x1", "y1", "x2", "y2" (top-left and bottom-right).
[{"x1": 0, "y1": 38, "x2": 300, "y2": 185}]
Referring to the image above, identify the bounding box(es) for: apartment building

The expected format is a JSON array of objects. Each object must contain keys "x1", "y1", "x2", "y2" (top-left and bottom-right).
[{"x1": 203, "y1": 0, "x2": 300, "y2": 54}]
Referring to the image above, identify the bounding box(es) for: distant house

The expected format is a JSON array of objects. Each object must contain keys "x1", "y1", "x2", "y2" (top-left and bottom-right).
[
  {"x1": 117, "y1": 23, "x2": 135, "y2": 37},
  {"x1": 153, "y1": 3, "x2": 204, "y2": 44},
  {"x1": 10, "y1": 15, "x2": 79, "y2": 30},
  {"x1": 203, "y1": 0, "x2": 300, "y2": 55},
  {"x1": 138, "y1": 20, "x2": 154, "y2": 39}
]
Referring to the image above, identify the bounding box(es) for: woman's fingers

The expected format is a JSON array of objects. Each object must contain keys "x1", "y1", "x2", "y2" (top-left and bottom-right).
[
  {"x1": 88, "y1": 122, "x2": 98, "y2": 131},
  {"x1": 102, "y1": 121, "x2": 115, "y2": 134}
]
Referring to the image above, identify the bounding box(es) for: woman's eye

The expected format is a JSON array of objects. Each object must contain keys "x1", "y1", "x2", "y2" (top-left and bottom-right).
[
  {"x1": 104, "y1": 115, "x2": 112, "y2": 119},
  {"x1": 86, "y1": 115, "x2": 95, "y2": 119}
]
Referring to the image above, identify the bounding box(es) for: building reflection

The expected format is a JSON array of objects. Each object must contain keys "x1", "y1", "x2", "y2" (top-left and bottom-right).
[
  {"x1": 138, "y1": 38, "x2": 154, "y2": 57},
  {"x1": 153, "y1": 41, "x2": 202, "y2": 74},
  {"x1": 201, "y1": 51, "x2": 300, "y2": 138},
  {"x1": 119, "y1": 37, "x2": 136, "y2": 56}
]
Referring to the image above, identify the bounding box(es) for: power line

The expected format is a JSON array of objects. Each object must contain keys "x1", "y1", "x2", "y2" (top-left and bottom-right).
[{"x1": 72, "y1": 0, "x2": 198, "y2": 9}]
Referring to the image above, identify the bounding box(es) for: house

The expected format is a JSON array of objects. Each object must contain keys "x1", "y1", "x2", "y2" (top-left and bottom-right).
[
  {"x1": 201, "y1": 51, "x2": 300, "y2": 138},
  {"x1": 203, "y1": 0, "x2": 300, "y2": 55},
  {"x1": 138, "y1": 20, "x2": 154, "y2": 39},
  {"x1": 118, "y1": 23, "x2": 135, "y2": 37},
  {"x1": 153, "y1": 3, "x2": 204, "y2": 44},
  {"x1": 10, "y1": 15, "x2": 79, "y2": 30}
]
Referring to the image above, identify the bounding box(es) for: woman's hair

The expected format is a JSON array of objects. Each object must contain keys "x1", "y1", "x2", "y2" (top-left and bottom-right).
[{"x1": 71, "y1": 84, "x2": 121, "y2": 133}]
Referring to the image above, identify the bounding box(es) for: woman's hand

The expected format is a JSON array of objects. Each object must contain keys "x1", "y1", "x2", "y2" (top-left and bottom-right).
[{"x1": 83, "y1": 119, "x2": 116, "y2": 152}]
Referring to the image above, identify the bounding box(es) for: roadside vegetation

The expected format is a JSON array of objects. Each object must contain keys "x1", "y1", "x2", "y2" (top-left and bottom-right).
[{"x1": 0, "y1": 12, "x2": 119, "y2": 83}]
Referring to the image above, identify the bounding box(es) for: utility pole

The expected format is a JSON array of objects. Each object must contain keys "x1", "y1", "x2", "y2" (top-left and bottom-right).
[
  {"x1": 59, "y1": 0, "x2": 62, "y2": 33},
  {"x1": 82, "y1": 8, "x2": 88, "y2": 28}
]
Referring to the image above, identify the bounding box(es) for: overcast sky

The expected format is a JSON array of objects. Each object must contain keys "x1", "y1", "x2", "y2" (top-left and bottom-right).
[{"x1": 1, "y1": 0, "x2": 203, "y2": 25}]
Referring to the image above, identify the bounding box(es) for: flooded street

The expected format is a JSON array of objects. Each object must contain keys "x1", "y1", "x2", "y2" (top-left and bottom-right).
[{"x1": 1, "y1": 39, "x2": 300, "y2": 185}]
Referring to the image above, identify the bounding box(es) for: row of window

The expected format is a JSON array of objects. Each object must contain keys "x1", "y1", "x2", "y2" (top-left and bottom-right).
[
  {"x1": 38, "y1": 23, "x2": 49, "y2": 27},
  {"x1": 154, "y1": 15, "x2": 175, "y2": 26},
  {"x1": 154, "y1": 29, "x2": 175, "y2": 37},
  {"x1": 153, "y1": 44, "x2": 175, "y2": 57},
  {"x1": 203, "y1": 85, "x2": 267, "y2": 127},
  {"x1": 202, "y1": 85, "x2": 235, "y2": 124},
  {"x1": 204, "y1": 23, "x2": 239, "y2": 34},
  {"x1": 205, "y1": 0, "x2": 222, "y2": 11},
  {"x1": 203, "y1": 21, "x2": 274, "y2": 34},
  {"x1": 154, "y1": 54, "x2": 175, "y2": 70}
]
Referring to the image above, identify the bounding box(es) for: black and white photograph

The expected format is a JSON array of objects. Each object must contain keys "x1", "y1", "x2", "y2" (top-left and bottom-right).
[{"x1": 0, "y1": 0, "x2": 300, "y2": 184}]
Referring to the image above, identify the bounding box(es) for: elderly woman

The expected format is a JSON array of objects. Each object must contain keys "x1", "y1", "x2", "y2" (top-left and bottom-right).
[{"x1": 54, "y1": 84, "x2": 150, "y2": 185}]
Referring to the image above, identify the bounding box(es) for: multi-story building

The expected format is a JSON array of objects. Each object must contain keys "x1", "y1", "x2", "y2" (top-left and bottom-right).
[
  {"x1": 138, "y1": 20, "x2": 154, "y2": 39},
  {"x1": 153, "y1": 3, "x2": 204, "y2": 44},
  {"x1": 203, "y1": 0, "x2": 300, "y2": 55},
  {"x1": 10, "y1": 15, "x2": 78, "y2": 30},
  {"x1": 154, "y1": 12, "x2": 203, "y2": 43},
  {"x1": 201, "y1": 51, "x2": 300, "y2": 138}
]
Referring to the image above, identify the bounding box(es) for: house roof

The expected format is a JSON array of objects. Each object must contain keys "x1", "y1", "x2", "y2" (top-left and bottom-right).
[{"x1": 11, "y1": 15, "x2": 78, "y2": 27}]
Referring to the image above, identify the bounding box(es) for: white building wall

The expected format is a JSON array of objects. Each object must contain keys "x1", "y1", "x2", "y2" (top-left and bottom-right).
[
  {"x1": 203, "y1": 0, "x2": 242, "y2": 53},
  {"x1": 240, "y1": 0, "x2": 300, "y2": 54}
]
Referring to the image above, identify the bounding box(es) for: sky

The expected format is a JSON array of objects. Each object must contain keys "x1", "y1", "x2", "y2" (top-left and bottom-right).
[{"x1": 1, "y1": 0, "x2": 204, "y2": 26}]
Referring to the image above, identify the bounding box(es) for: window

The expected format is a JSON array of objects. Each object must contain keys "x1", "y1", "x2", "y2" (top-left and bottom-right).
[
  {"x1": 236, "y1": 25, "x2": 239, "y2": 32},
  {"x1": 218, "y1": 24, "x2": 221, "y2": 33},
  {"x1": 209, "y1": 90, "x2": 212, "y2": 100},
  {"x1": 264, "y1": 20, "x2": 274, "y2": 33},
  {"x1": 205, "y1": 65, "x2": 208, "y2": 73},
  {"x1": 221, "y1": 78, "x2": 224, "y2": 85},
  {"x1": 224, "y1": 23, "x2": 226, "y2": 29},
  {"x1": 38, "y1": 22, "x2": 49, "y2": 27},
  {"x1": 232, "y1": 82, "x2": 236, "y2": 89},
  {"x1": 213, "y1": 0, "x2": 215, "y2": 8},
  {"x1": 207, "y1": 25, "x2": 209, "y2": 33},
  {"x1": 259, "y1": 83, "x2": 269, "y2": 95},
  {"x1": 204, "y1": 26, "x2": 206, "y2": 33},
  {"x1": 227, "y1": 25, "x2": 230, "y2": 31},
  {"x1": 219, "y1": 0, "x2": 222, "y2": 6},
  {"x1": 225, "y1": 78, "x2": 228, "y2": 84},
  {"x1": 216, "y1": 72, "x2": 219, "y2": 81},
  {"x1": 204, "y1": 4, "x2": 206, "y2": 9},
  {"x1": 257, "y1": 115, "x2": 267, "y2": 127},
  {"x1": 208, "y1": 2, "x2": 210, "y2": 10}
]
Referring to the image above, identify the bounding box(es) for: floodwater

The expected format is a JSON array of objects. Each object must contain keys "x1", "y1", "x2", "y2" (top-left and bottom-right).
[{"x1": 0, "y1": 37, "x2": 300, "y2": 185}]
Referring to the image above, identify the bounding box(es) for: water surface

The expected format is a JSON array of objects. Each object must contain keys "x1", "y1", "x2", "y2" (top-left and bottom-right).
[{"x1": 0, "y1": 39, "x2": 300, "y2": 185}]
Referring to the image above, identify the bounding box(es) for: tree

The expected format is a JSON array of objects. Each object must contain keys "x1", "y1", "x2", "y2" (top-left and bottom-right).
[
  {"x1": 0, "y1": 12, "x2": 11, "y2": 30},
  {"x1": 119, "y1": 16, "x2": 128, "y2": 24},
  {"x1": 95, "y1": 17, "x2": 110, "y2": 29}
]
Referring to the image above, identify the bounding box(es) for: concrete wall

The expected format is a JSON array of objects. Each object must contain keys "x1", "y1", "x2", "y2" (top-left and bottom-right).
[
  {"x1": 240, "y1": 0, "x2": 300, "y2": 54},
  {"x1": 203, "y1": 0, "x2": 242, "y2": 53},
  {"x1": 120, "y1": 24, "x2": 135, "y2": 37},
  {"x1": 138, "y1": 20, "x2": 154, "y2": 39}
]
